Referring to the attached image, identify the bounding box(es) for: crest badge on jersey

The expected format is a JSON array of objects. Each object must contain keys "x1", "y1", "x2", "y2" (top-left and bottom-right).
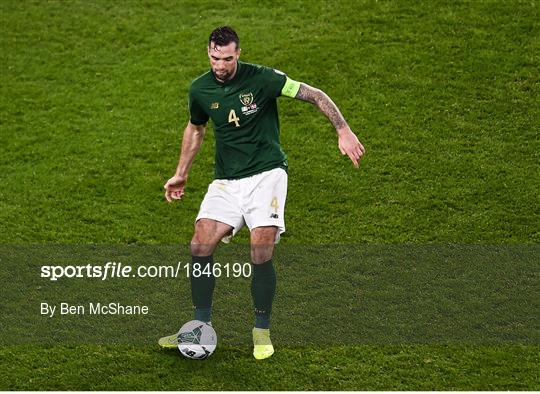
[
  {"x1": 239, "y1": 92, "x2": 258, "y2": 116},
  {"x1": 239, "y1": 92, "x2": 253, "y2": 106}
]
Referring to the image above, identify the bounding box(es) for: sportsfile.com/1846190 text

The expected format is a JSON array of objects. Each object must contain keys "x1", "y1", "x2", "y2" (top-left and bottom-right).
[{"x1": 40, "y1": 261, "x2": 252, "y2": 281}]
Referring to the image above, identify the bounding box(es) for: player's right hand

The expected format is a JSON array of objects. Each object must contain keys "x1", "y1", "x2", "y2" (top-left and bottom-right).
[{"x1": 164, "y1": 175, "x2": 187, "y2": 202}]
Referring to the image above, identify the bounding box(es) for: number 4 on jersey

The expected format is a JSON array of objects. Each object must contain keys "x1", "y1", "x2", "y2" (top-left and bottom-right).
[{"x1": 228, "y1": 109, "x2": 240, "y2": 127}]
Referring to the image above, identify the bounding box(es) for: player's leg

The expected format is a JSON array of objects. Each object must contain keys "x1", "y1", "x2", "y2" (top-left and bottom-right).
[
  {"x1": 250, "y1": 226, "x2": 278, "y2": 329},
  {"x1": 189, "y1": 179, "x2": 244, "y2": 323},
  {"x1": 245, "y1": 168, "x2": 286, "y2": 330},
  {"x1": 251, "y1": 226, "x2": 278, "y2": 264},
  {"x1": 250, "y1": 226, "x2": 278, "y2": 360},
  {"x1": 242, "y1": 168, "x2": 287, "y2": 359},
  {"x1": 160, "y1": 177, "x2": 243, "y2": 349},
  {"x1": 191, "y1": 218, "x2": 234, "y2": 256},
  {"x1": 250, "y1": 228, "x2": 278, "y2": 310},
  {"x1": 190, "y1": 218, "x2": 233, "y2": 323},
  {"x1": 158, "y1": 219, "x2": 232, "y2": 349}
]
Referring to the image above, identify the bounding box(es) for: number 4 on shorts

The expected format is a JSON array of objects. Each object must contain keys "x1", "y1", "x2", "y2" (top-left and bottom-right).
[{"x1": 270, "y1": 197, "x2": 279, "y2": 212}]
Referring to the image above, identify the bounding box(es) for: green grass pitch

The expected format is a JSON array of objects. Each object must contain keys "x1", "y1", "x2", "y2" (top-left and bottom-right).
[{"x1": 1, "y1": 0, "x2": 538, "y2": 390}]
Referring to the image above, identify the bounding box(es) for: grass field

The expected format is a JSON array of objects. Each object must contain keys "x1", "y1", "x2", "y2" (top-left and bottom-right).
[{"x1": 1, "y1": 0, "x2": 539, "y2": 391}]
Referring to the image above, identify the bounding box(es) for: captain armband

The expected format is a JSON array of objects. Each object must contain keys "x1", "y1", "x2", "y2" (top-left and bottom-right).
[{"x1": 281, "y1": 77, "x2": 301, "y2": 98}]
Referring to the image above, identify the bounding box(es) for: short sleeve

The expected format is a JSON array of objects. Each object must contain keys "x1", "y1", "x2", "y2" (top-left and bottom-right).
[
  {"x1": 188, "y1": 84, "x2": 209, "y2": 125},
  {"x1": 260, "y1": 67, "x2": 287, "y2": 98}
]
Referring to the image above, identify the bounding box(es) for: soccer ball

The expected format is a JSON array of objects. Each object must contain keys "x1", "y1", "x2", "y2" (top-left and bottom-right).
[{"x1": 177, "y1": 320, "x2": 217, "y2": 360}]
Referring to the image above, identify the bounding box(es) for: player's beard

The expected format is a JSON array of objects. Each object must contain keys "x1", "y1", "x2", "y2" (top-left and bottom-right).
[
  {"x1": 213, "y1": 69, "x2": 232, "y2": 82},
  {"x1": 213, "y1": 62, "x2": 237, "y2": 82},
  {"x1": 214, "y1": 71, "x2": 230, "y2": 82}
]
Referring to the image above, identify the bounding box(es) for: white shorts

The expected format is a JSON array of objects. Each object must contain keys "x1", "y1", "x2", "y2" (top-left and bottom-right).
[{"x1": 196, "y1": 167, "x2": 288, "y2": 243}]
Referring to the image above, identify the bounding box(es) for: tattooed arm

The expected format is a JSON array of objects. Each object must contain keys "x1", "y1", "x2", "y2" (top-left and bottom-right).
[{"x1": 294, "y1": 83, "x2": 365, "y2": 167}]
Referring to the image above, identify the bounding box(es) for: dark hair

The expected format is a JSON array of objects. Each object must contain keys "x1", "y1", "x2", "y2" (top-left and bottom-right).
[{"x1": 208, "y1": 26, "x2": 239, "y2": 49}]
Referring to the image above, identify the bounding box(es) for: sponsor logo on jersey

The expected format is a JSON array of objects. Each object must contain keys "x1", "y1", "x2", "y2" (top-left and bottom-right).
[
  {"x1": 210, "y1": 102, "x2": 219, "y2": 109},
  {"x1": 239, "y1": 92, "x2": 258, "y2": 116}
]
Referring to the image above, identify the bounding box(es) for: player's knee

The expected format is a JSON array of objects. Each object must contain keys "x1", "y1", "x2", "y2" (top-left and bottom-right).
[
  {"x1": 191, "y1": 220, "x2": 222, "y2": 256},
  {"x1": 190, "y1": 241, "x2": 210, "y2": 257},
  {"x1": 251, "y1": 245, "x2": 274, "y2": 264},
  {"x1": 190, "y1": 232, "x2": 213, "y2": 257},
  {"x1": 250, "y1": 227, "x2": 277, "y2": 264}
]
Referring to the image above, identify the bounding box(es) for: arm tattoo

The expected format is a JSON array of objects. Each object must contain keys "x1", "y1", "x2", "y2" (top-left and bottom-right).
[{"x1": 295, "y1": 83, "x2": 347, "y2": 130}]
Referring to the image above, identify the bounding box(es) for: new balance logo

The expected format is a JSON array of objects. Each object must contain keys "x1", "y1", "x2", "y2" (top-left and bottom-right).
[{"x1": 270, "y1": 213, "x2": 279, "y2": 219}]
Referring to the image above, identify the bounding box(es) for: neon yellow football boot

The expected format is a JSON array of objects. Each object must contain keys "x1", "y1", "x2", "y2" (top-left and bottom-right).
[
  {"x1": 158, "y1": 332, "x2": 180, "y2": 349},
  {"x1": 159, "y1": 321, "x2": 213, "y2": 349},
  {"x1": 252, "y1": 327, "x2": 274, "y2": 360}
]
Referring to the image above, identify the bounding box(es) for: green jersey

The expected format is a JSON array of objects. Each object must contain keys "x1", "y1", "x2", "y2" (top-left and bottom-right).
[{"x1": 189, "y1": 61, "x2": 290, "y2": 180}]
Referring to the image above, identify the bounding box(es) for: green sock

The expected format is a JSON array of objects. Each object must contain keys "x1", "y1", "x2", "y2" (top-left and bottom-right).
[
  {"x1": 251, "y1": 259, "x2": 276, "y2": 329},
  {"x1": 190, "y1": 255, "x2": 214, "y2": 323}
]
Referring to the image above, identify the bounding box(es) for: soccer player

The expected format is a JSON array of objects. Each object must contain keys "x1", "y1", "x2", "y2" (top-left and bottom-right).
[{"x1": 159, "y1": 26, "x2": 365, "y2": 359}]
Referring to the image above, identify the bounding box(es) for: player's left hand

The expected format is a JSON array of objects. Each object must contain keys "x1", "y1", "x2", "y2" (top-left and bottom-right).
[{"x1": 337, "y1": 128, "x2": 365, "y2": 168}]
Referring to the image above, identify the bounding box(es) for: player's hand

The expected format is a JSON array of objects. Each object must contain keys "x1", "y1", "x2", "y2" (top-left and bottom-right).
[
  {"x1": 164, "y1": 175, "x2": 187, "y2": 202},
  {"x1": 337, "y1": 128, "x2": 365, "y2": 168}
]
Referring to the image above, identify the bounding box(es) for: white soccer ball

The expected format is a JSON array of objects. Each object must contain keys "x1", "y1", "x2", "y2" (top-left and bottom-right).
[{"x1": 177, "y1": 320, "x2": 217, "y2": 360}]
